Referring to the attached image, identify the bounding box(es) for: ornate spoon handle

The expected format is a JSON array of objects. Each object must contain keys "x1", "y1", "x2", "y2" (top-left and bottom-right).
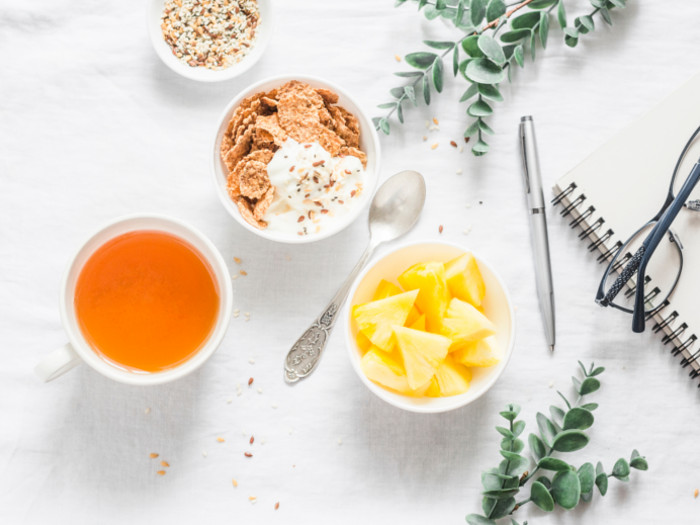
[{"x1": 284, "y1": 243, "x2": 377, "y2": 383}]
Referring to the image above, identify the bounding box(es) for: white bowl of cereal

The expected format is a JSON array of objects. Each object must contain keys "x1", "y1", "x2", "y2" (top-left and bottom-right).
[
  {"x1": 148, "y1": 0, "x2": 272, "y2": 82},
  {"x1": 345, "y1": 241, "x2": 515, "y2": 414},
  {"x1": 212, "y1": 75, "x2": 381, "y2": 243}
]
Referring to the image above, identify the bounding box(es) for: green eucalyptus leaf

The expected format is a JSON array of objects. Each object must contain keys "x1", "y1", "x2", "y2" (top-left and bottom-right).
[
  {"x1": 537, "y1": 475, "x2": 552, "y2": 489},
  {"x1": 557, "y1": 391, "x2": 571, "y2": 410},
  {"x1": 579, "y1": 377, "x2": 601, "y2": 396},
  {"x1": 511, "y1": 438, "x2": 525, "y2": 454},
  {"x1": 563, "y1": 31, "x2": 577, "y2": 47},
  {"x1": 600, "y1": 7, "x2": 613, "y2": 25},
  {"x1": 550, "y1": 405, "x2": 565, "y2": 423},
  {"x1": 530, "y1": 481, "x2": 555, "y2": 512},
  {"x1": 577, "y1": 361, "x2": 588, "y2": 377},
  {"x1": 418, "y1": 0, "x2": 428, "y2": 9},
  {"x1": 530, "y1": 30, "x2": 536, "y2": 61},
  {"x1": 529, "y1": 0, "x2": 557, "y2": 7},
  {"x1": 477, "y1": 83, "x2": 502, "y2": 101},
  {"x1": 423, "y1": 40, "x2": 455, "y2": 50},
  {"x1": 472, "y1": 138, "x2": 490, "y2": 156},
  {"x1": 390, "y1": 87, "x2": 405, "y2": 98},
  {"x1": 422, "y1": 74, "x2": 431, "y2": 104},
  {"x1": 394, "y1": 0, "x2": 408, "y2": 5},
  {"x1": 579, "y1": 14, "x2": 595, "y2": 31},
  {"x1": 422, "y1": 6, "x2": 441, "y2": 20},
  {"x1": 452, "y1": 45, "x2": 460, "y2": 76},
  {"x1": 580, "y1": 402, "x2": 599, "y2": 411},
  {"x1": 557, "y1": 0, "x2": 566, "y2": 28},
  {"x1": 479, "y1": 119, "x2": 494, "y2": 134},
  {"x1": 590, "y1": 0, "x2": 606, "y2": 7},
  {"x1": 459, "y1": 58, "x2": 472, "y2": 77},
  {"x1": 500, "y1": 29, "x2": 531, "y2": 44},
  {"x1": 528, "y1": 433, "x2": 547, "y2": 462},
  {"x1": 371, "y1": 116, "x2": 382, "y2": 127},
  {"x1": 405, "y1": 51, "x2": 438, "y2": 69},
  {"x1": 536, "y1": 412, "x2": 556, "y2": 447},
  {"x1": 595, "y1": 472, "x2": 608, "y2": 495},
  {"x1": 432, "y1": 57, "x2": 444, "y2": 92},
  {"x1": 489, "y1": 497, "x2": 517, "y2": 519},
  {"x1": 460, "y1": 83, "x2": 479, "y2": 102},
  {"x1": 466, "y1": 515, "x2": 497, "y2": 525},
  {"x1": 477, "y1": 34, "x2": 506, "y2": 65},
  {"x1": 512, "y1": 420, "x2": 526, "y2": 437},
  {"x1": 486, "y1": 0, "x2": 506, "y2": 22},
  {"x1": 612, "y1": 458, "x2": 630, "y2": 479},
  {"x1": 404, "y1": 85, "x2": 416, "y2": 105},
  {"x1": 552, "y1": 430, "x2": 589, "y2": 453},
  {"x1": 435, "y1": 0, "x2": 447, "y2": 9},
  {"x1": 630, "y1": 455, "x2": 648, "y2": 471},
  {"x1": 596, "y1": 461, "x2": 604, "y2": 477},
  {"x1": 511, "y1": 11, "x2": 540, "y2": 30},
  {"x1": 482, "y1": 488, "x2": 520, "y2": 499},
  {"x1": 470, "y1": 0, "x2": 488, "y2": 26},
  {"x1": 482, "y1": 471, "x2": 504, "y2": 491},
  {"x1": 465, "y1": 58, "x2": 506, "y2": 84},
  {"x1": 394, "y1": 71, "x2": 423, "y2": 78},
  {"x1": 467, "y1": 98, "x2": 493, "y2": 117},
  {"x1": 551, "y1": 470, "x2": 581, "y2": 510},
  {"x1": 609, "y1": 0, "x2": 626, "y2": 7},
  {"x1": 396, "y1": 102, "x2": 404, "y2": 123},
  {"x1": 581, "y1": 490, "x2": 593, "y2": 502},
  {"x1": 378, "y1": 118, "x2": 390, "y2": 135},
  {"x1": 377, "y1": 102, "x2": 396, "y2": 109},
  {"x1": 462, "y1": 35, "x2": 484, "y2": 58},
  {"x1": 456, "y1": 0, "x2": 466, "y2": 25},
  {"x1": 538, "y1": 457, "x2": 571, "y2": 472},
  {"x1": 573, "y1": 17, "x2": 589, "y2": 34},
  {"x1": 539, "y1": 11, "x2": 549, "y2": 48},
  {"x1": 513, "y1": 44, "x2": 524, "y2": 67},
  {"x1": 465, "y1": 119, "x2": 480, "y2": 137},
  {"x1": 562, "y1": 408, "x2": 594, "y2": 431},
  {"x1": 482, "y1": 496, "x2": 496, "y2": 516},
  {"x1": 577, "y1": 462, "x2": 595, "y2": 494},
  {"x1": 590, "y1": 366, "x2": 605, "y2": 377}
]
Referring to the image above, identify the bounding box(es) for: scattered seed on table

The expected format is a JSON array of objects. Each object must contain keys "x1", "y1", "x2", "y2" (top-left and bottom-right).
[
  {"x1": 695, "y1": 488, "x2": 699, "y2": 498},
  {"x1": 450, "y1": 140, "x2": 457, "y2": 148},
  {"x1": 244, "y1": 452, "x2": 253, "y2": 458},
  {"x1": 249, "y1": 496, "x2": 257, "y2": 503},
  {"x1": 144, "y1": 407, "x2": 151, "y2": 415},
  {"x1": 202, "y1": 450, "x2": 208, "y2": 457},
  {"x1": 240, "y1": 270, "x2": 247, "y2": 276},
  {"x1": 232, "y1": 274, "x2": 239, "y2": 280},
  {"x1": 250, "y1": 436, "x2": 254, "y2": 444},
  {"x1": 234, "y1": 257, "x2": 242, "y2": 264},
  {"x1": 275, "y1": 502, "x2": 280, "y2": 510},
  {"x1": 160, "y1": 460, "x2": 170, "y2": 467},
  {"x1": 217, "y1": 437, "x2": 225, "y2": 443},
  {"x1": 439, "y1": 225, "x2": 444, "y2": 234},
  {"x1": 456, "y1": 169, "x2": 463, "y2": 175},
  {"x1": 394, "y1": 54, "x2": 401, "y2": 62},
  {"x1": 248, "y1": 377, "x2": 254, "y2": 386},
  {"x1": 149, "y1": 453, "x2": 159, "y2": 459},
  {"x1": 156, "y1": 470, "x2": 166, "y2": 476},
  {"x1": 464, "y1": 137, "x2": 470, "y2": 143},
  {"x1": 433, "y1": 117, "x2": 439, "y2": 125},
  {"x1": 431, "y1": 143, "x2": 438, "y2": 150},
  {"x1": 232, "y1": 479, "x2": 238, "y2": 488},
  {"x1": 248, "y1": 358, "x2": 255, "y2": 365}
]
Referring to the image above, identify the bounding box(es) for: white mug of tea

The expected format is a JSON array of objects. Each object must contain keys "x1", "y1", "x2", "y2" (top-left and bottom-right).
[{"x1": 35, "y1": 214, "x2": 233, "y2": 385}]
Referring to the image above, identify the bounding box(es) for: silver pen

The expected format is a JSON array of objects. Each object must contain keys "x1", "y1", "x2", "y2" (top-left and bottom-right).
[{"x1": 519, "y1": 116, "x2": 556, "y2": 351}]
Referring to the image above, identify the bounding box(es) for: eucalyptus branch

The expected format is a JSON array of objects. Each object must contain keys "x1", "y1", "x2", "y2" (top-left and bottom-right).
[
  {"x1": 466, "y1": 362, "x2": 648, "y2": 525},
  {"x1": 376, "y1": 0, "x2": 629, "y2": 156}
]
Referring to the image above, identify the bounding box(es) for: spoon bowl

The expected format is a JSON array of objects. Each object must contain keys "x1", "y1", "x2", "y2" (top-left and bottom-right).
[{"x1": 284, "y1": 170, "x2": 426, "y2": 383}]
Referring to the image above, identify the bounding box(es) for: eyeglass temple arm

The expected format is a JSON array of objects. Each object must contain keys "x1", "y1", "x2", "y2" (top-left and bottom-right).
[
  {"x1": 632, "y1": 160, "x2": 700, "y2": 332},
  {"x1": 599, "y1": 246, "x2": 645, "y2": 306}
]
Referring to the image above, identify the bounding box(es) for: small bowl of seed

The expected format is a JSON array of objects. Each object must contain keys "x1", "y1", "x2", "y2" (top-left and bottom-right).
[{"x1": 148, "y1": 0, "x2": 273, "y2": 82}]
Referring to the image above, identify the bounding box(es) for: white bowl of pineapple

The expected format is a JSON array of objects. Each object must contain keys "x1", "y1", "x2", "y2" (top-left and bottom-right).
[{"x1": 346, "y1": 241, "x2": 515, "y2": 413}]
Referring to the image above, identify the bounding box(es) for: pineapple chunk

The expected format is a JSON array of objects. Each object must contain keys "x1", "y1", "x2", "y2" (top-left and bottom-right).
[
  {"x1": 397, "y1": 262, "x2": 449, "y2": 332},
  {"x1": 394, "y1": 326, "x2": 450, "y2": 389},
  {"x1": 441, "y1": 298, "x2": 496, "y2": 349},
  {"x1": 434, "y1": 357, "x2": 472, "y2": 396},
  {"x1": 352, "y1": 290, "x2": 419, "y2": 352},
  {"x1": 374, "y1": 279, "x2": 421, "y2": 326},
  {"x1": 445, "y1": 253, "x2": 486, "y2": 307},
  {"x1": 373, "y1": 279, "x2": 402, "y2": 300},
  {"x1": 360, "y1": 347, "x2": 411, "y2": 394},
  {"x1": 453, "y1": 335, "x2": 500, "y2": 367},
  {"x1": 408, "y1": 314, "x2": 426, "y2": 331},
  {"x1": 425, "y1": 376, "x2": 441, "y2": 397},
  {"x1": 356, "y1": 332, "x2": 373, "y2": 353}
]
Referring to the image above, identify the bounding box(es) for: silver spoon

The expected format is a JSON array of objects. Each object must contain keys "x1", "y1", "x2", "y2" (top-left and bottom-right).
[{"x1": 284, "y1": 170, "x2": 426, "y2": 383}]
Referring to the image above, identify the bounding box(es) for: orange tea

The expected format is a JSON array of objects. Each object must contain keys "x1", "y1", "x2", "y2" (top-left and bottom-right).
[{"x1": 74, "y1": 230, "x2": 220, "y2": 372}]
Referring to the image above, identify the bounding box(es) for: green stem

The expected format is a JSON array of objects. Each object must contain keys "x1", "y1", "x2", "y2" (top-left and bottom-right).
[{"x1": 486, "y1": 415, "x2": 517, "y2": 520}]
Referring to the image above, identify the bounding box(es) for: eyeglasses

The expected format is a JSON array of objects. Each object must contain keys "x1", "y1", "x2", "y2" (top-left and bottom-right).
[{"x1": 596, "y1": 124, "x2": 700, "y2": 333}]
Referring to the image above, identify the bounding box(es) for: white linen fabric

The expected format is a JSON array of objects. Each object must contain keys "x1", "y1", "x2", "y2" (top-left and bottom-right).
[{"x1": 1, "y1": 1, "x2": 699, "y2": 523}]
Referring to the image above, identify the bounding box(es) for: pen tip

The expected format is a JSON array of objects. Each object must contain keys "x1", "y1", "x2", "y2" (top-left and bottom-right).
[{"x1": 549, "y1": 344, "x2": 555, "y2": 352}]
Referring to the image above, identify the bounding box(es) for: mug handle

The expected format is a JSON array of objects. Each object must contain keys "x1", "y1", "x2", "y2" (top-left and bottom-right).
[{"x1": 35, "y1": 343, "x2": 82, "y2": 382}]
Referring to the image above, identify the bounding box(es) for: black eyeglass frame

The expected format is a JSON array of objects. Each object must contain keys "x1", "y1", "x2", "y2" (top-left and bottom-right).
[{"x1": 595, "y1": 124, "x2": 700, "y2": 333}]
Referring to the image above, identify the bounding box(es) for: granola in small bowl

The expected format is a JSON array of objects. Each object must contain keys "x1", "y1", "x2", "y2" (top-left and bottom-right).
[{"x1": 213, "y1": 77, "x2": 380, "y2": 243}]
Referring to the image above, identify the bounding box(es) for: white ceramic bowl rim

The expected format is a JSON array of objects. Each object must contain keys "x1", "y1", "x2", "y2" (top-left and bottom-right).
[
  {"x1": 147, "y1": 0, "x2": 273, "y2": 82},
  {"x1": 345, "y1": 240, "x2": 516, "y2": 414},
  {"x1": 59, "y1": 213, "x2": 234, "y2": 386},
  {"x1": 211, "y1": 74, "x2": 381, "y2": 244}
]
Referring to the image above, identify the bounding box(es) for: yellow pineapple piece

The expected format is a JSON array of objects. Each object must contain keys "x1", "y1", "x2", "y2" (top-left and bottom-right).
[
  {"x1": 452, "y1": 335, "x2": 500, "y2": 367},
  {"x1": 352, "y1": 290, "x2": 419, "y2": 352},
  {"x1": 357, "y1": 332, "x2": 373, "y2": 353},
  {"x1": 394, "y1": 326, "x2": 450, "y2": 389},
  {"x1": 408, "y1": 314, "x2": 426, "y2": 331},
  {"x1": 373, "y1": 279, "x2": 402, "y2": 300},
  {"x1": 441, "y1": 297, "x2": 496, "y2": 349},
  {"x1": 434, "y1": 357, "x2": 472, "y2": 396},
  {"x1": 360, "y1": 347, "x2": 411, "y2": 394},
  {"x1": 445, "y1": 253, "x2": 486, "y2": 307},
  {"x1": 425, "y1": 376, "x2": 441, "y2": 397},
  {"x1": 397, "y1": 262, "x2": 449, "y2": 332}
]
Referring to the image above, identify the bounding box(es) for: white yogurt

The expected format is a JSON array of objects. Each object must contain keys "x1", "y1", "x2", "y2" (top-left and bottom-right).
[{"x1": 265, "y1": 138, "x2": 366, "y2": 236}]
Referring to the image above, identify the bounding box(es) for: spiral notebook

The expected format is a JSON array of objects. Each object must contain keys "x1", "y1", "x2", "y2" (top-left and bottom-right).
[{"x1": 552, "y1": 72, "x2": 700, "y2": 382}]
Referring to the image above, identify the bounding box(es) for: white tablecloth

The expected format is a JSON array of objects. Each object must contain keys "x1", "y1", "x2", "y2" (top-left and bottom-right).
[{"x1": 2, "y1": 1, "x2": 700, "y2": 523}]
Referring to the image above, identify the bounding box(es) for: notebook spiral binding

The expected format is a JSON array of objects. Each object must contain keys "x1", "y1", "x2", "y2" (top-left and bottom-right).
[{"x1": 552, "y1": 182, "x2": 700, "y2": 384}]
